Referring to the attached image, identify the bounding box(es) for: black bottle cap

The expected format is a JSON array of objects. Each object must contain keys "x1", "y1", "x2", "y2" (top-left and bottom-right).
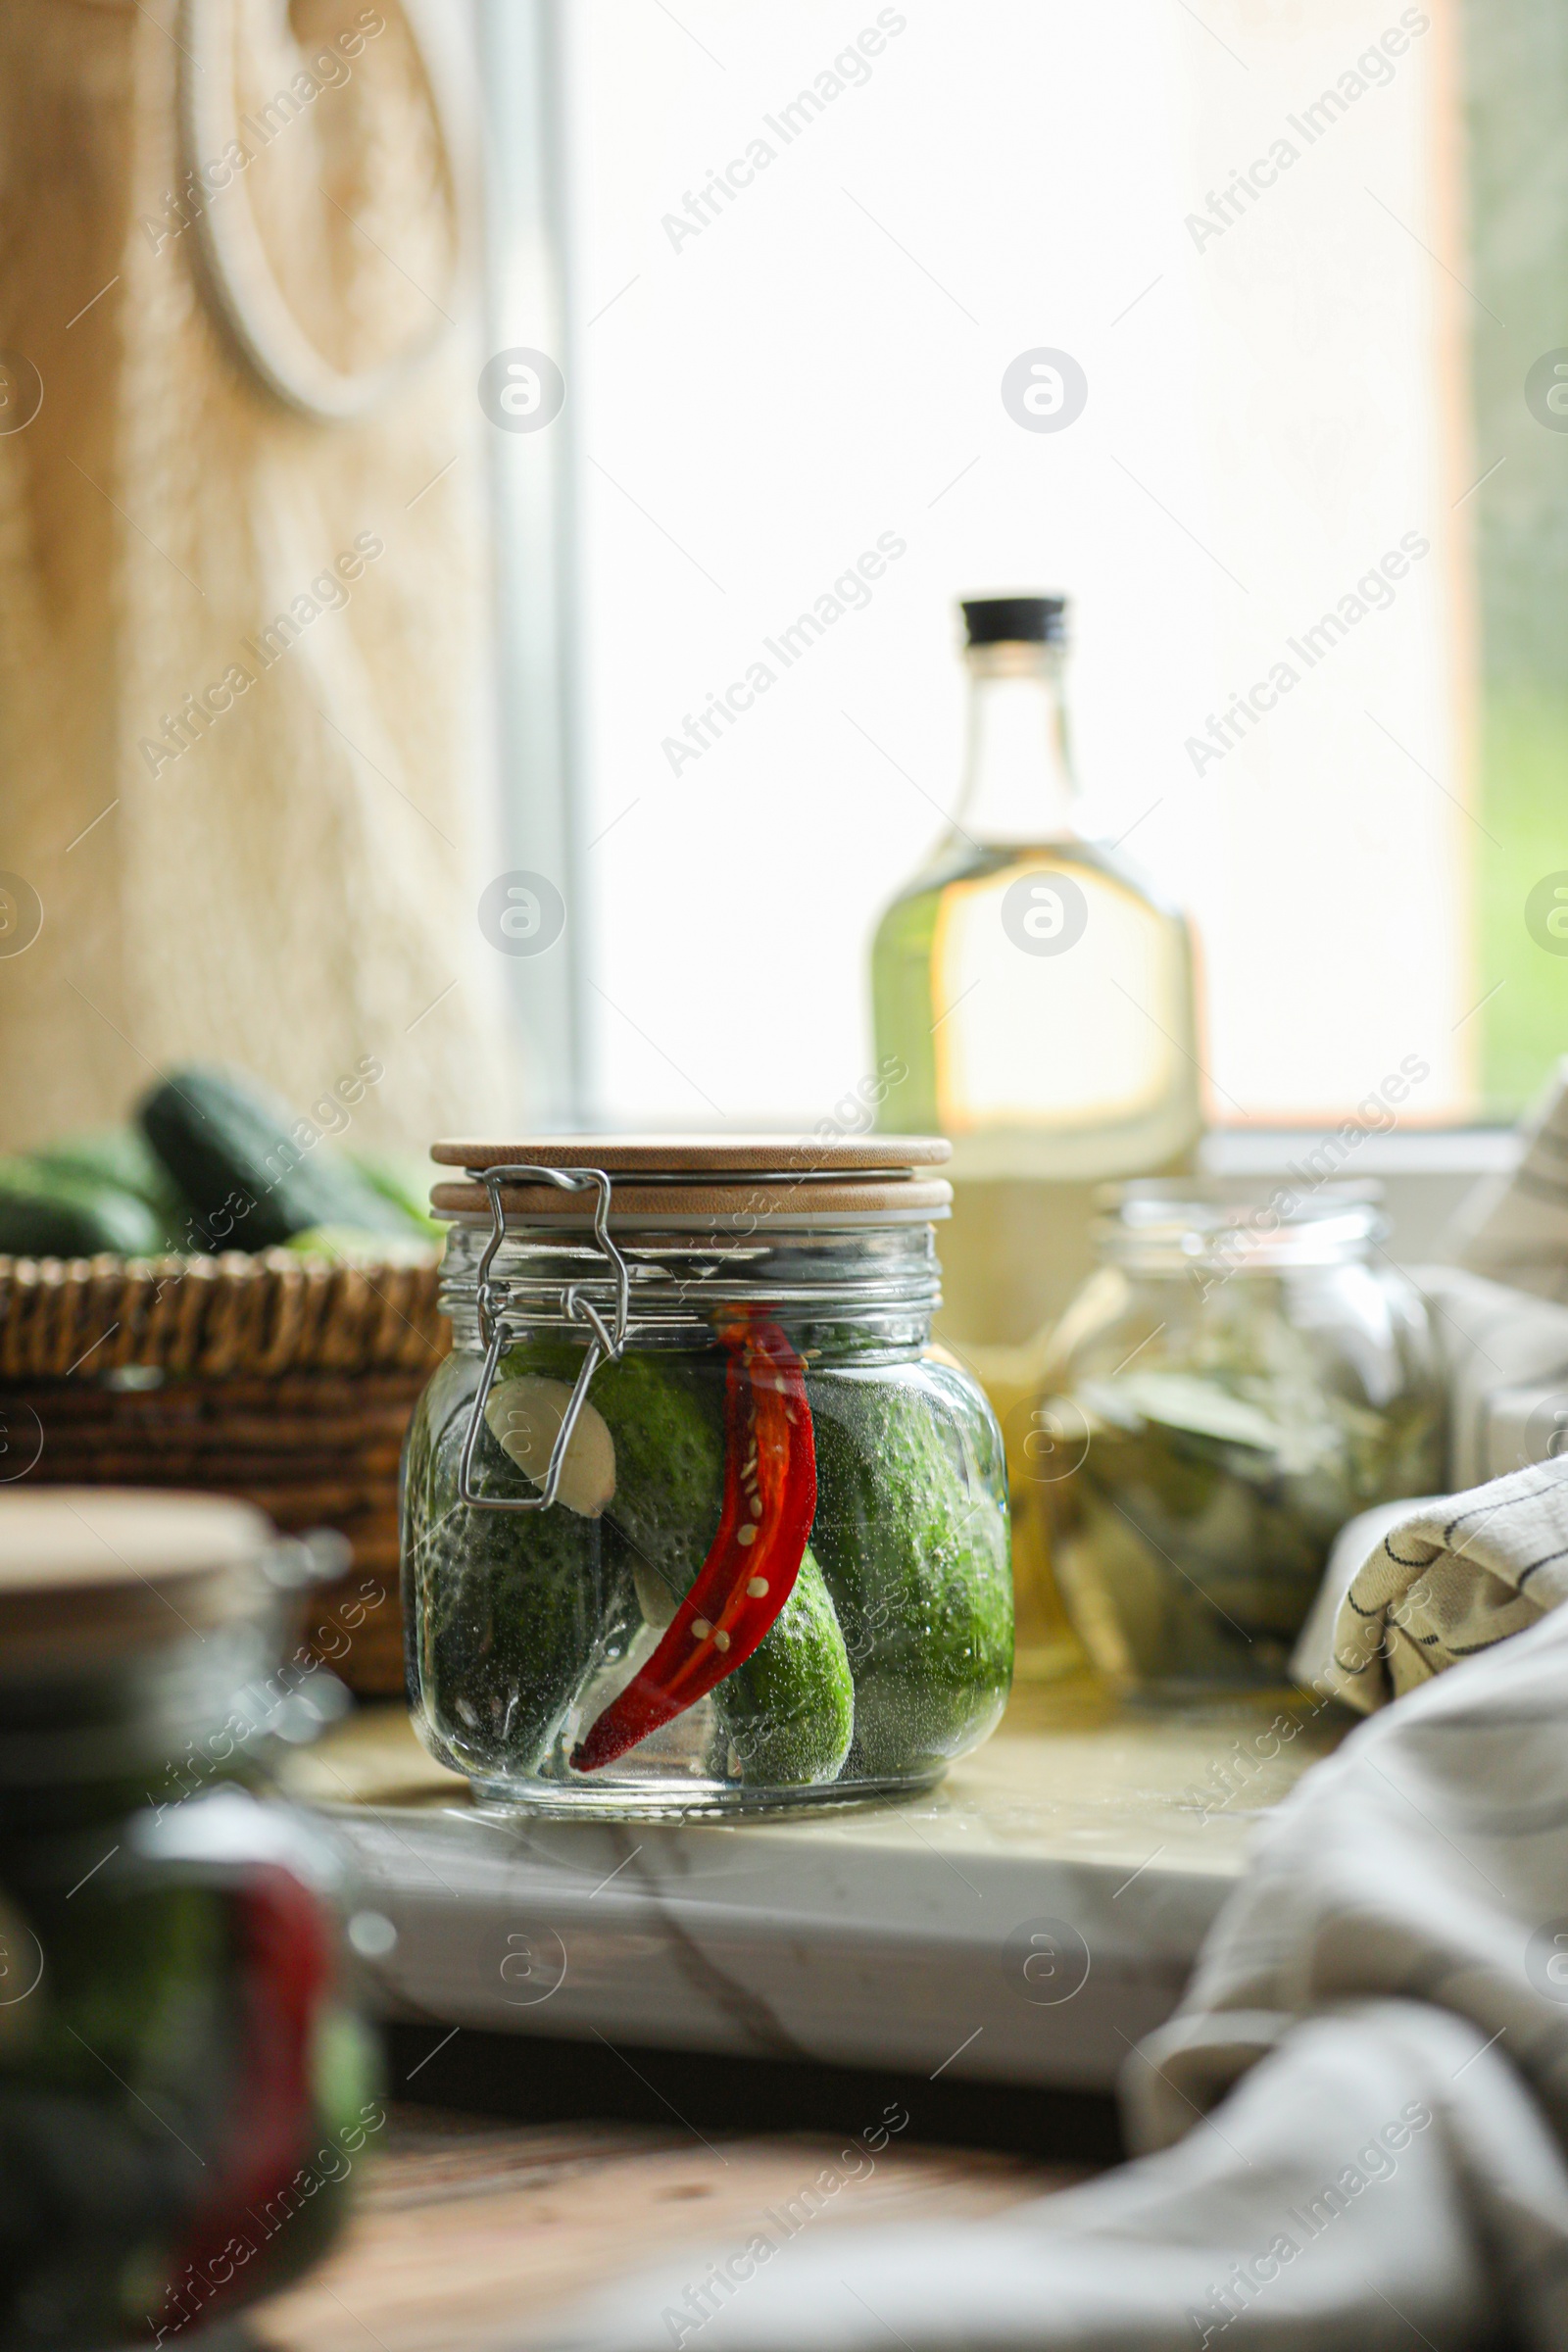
[{"x1": 960, "y1": 595, "x2": 1067, "y2": 648}]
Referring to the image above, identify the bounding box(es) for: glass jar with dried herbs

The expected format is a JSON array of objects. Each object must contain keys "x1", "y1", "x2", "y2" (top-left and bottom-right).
[{"x1": 1034, "y1": 1184, "x2": 1443, "y2": 1695}]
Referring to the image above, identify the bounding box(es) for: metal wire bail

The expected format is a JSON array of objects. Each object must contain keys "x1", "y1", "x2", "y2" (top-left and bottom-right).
[{"x1": 456, "y1": 1164, "x2": 631, "y2": 1513}]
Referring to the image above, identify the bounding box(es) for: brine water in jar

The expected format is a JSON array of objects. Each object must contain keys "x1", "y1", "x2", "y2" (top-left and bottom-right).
[{"x1": 401, "y1": 1139, "x2": 1014, "y2": 1812}]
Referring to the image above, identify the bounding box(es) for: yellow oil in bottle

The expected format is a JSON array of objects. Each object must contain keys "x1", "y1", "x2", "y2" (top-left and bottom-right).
[{"x1": 872, "y1": 597, "x2": 1202, "y2": 1669}]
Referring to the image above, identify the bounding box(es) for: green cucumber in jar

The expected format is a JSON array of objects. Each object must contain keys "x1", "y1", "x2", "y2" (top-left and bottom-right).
[
  {"x1": 407, "y1": 1357, "x2": 636, "y2": 1772},
  {"x1": 705, "y1": 1545, "x2": 853, "y2": 1786},
  {"x1": 809, "y1": 1368, "x2": 1013, "y2": 1778}
]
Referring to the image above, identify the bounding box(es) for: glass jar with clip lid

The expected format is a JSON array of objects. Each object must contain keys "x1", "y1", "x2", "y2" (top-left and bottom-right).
[{"x1": 401, "y1": 1137, "x2": 1014, "y2": 1813}]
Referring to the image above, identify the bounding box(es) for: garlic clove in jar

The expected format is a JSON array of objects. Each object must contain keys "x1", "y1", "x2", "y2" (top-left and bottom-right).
[
  {"x1": 632, "y1": 1558, "x2": 681, "y2": 1629},
  {"x1": 484, "y1": 1375, "x2": 616, "y2": 1516}
]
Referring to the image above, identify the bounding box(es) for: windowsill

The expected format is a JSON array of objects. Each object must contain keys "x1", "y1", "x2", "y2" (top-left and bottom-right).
[
  {"x1": 1200, "y1": 1129, "x2": 1517, "y2": 1260},
  {"x1": 288, "y1": 1684, "x2": 1344, "y2": 2093},
  {"x1": 1202, "y1": 1127, "x2": 1520, "y2": 1177}
]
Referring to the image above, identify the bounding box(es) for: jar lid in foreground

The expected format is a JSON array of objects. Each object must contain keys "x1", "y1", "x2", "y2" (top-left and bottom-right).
[
  {"x1": 430, "y1": 1135, "x2": 953, "y2": 1226},
  {"x1": 0, "y1": 1489, "x2": 276, "y2": 1677}
]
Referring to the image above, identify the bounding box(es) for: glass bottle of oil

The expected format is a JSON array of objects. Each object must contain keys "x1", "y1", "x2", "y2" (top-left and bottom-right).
[{"x1": 871, "y1": 595, "x2": 1202, "y2": 1666}]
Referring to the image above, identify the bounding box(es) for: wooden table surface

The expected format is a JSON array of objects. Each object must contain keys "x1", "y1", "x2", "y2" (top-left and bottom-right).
[{"x1": 250, "y1": 2104, "x2": 1090, "y2": 2352}]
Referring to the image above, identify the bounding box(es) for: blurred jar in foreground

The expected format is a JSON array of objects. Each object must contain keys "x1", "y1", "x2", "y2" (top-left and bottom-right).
[
  {"x1": 1034, "y1": 1185, "x2": 1444, "y2": 1696},
  {"x1": 0, "y1": 1490, "x2": 378, "y2": 2349}
]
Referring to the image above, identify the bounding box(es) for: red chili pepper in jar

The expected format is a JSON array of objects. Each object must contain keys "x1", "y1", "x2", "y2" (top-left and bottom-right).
[
  {"x1": 571, "y1": 1314, "x2": 815, "y2": 1771},
  {"x1": 166, "y1": 1863, "x2": 335, "y2": 2316}
]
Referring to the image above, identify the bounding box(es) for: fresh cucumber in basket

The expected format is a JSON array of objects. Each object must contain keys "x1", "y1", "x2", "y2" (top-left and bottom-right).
[
  {"x1": 349, "y1": 1151, "x2": 444, "y2": 1240},
  {"x1": 27, "y1": 1128, "x2": 185, "y2": 1233},
  {"x1": 0, "y1": 1158, "x2": 166, "y2": 1258},
  {"x1": 138, "y1": 1067, "x2": 415, "y2": 1251},
  {"x1": 0, "y1": 1070, "x2": 438, "y2": 1263}
]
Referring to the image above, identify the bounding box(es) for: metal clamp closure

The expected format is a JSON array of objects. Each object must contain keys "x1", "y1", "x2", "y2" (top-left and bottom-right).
[{"x1": 456, "y1": 1164, "x2": 631, "y2": 1513}]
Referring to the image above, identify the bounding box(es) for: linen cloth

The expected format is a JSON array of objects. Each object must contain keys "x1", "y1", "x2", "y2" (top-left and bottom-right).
[
  {"x1": 1407, "y1": 1263, "x2": 1568, "y2": 1491},
  {"x1": 554, "y1": 1597, "x2": 1568, "y2": 2352},
  {"x1": 1281, "y1": 1259, "x2": 1568, "y2": 1706},
  {"x1": 1289, "y1": 1494, "x2": 1444, "y2": 1704},
  {"x1": 1446, "y1": 1058, "x2": 1568, "y2": 1305},
  {"x1": 1289, "y1": 1457, "x2": 1568, "y2": 1713}
]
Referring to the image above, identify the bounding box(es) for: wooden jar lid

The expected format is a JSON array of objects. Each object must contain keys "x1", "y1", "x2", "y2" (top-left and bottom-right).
[
  {"x1": 0, "y1": 1489, "x2": 276, "y2": 1674},
  {"x1": 429, "y1": 1136, "x2": 953, "y2": 1225},
  {"x1": 431, "y1": 1135, "x2": 951, "y2": 1172}
]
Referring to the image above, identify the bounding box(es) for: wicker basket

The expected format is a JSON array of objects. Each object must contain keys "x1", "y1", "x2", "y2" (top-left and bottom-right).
[{"x1": 0, "y1": 1249, "x2": 447, "y2": 1695}]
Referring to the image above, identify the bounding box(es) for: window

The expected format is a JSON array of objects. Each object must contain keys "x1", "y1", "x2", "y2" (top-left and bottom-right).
[{"x1": 488, "y1": 0, "x2": 1562, "y2": 1133}]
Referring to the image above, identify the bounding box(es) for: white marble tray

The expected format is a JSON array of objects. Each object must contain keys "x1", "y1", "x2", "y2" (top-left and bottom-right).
[{"x1": 289, "y1": 1681, "x2": 1343, "y2": 2093}]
